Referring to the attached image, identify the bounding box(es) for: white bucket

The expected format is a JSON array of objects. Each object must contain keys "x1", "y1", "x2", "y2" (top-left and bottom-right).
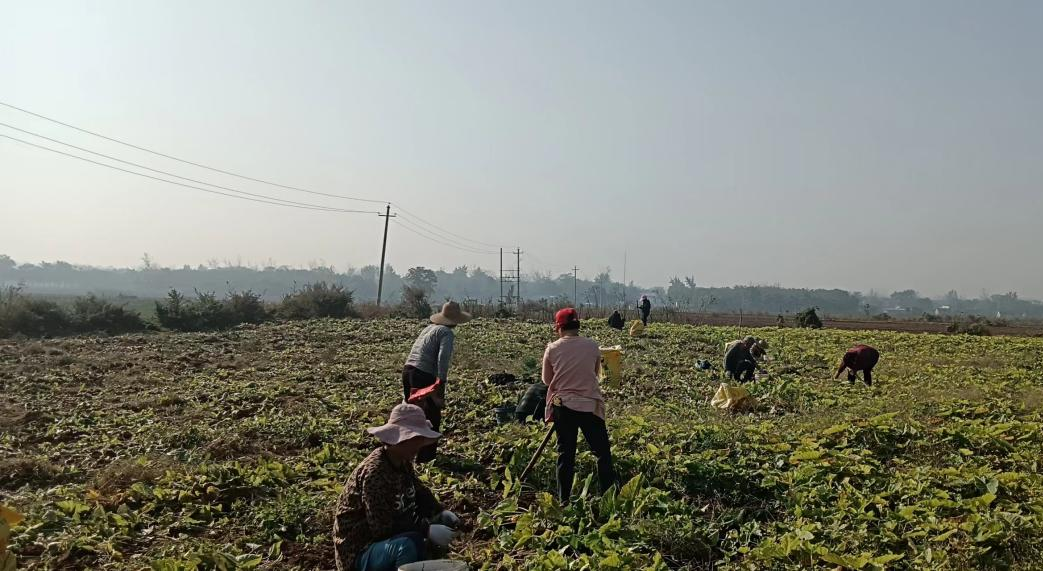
[{"x1": 399, "y1": 559, "x2": 469, "y2": 571}]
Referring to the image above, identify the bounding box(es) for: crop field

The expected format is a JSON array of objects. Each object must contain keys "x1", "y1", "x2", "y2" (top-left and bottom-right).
[{"x1": 2, "y1": 318, "x2": 1043, "y2": 570}]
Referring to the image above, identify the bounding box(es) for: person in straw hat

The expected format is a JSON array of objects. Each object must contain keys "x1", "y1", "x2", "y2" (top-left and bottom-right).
[
  {"x1": 402, "y1": 300, "x2": 472, "y2": 463},
  {"x1": 333, "y1": 403, "x2": 461, "y2": 570}
]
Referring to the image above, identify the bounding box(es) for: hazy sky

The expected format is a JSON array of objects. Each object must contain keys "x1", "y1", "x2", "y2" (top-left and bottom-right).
[{"x1": 2, "y1": 0, "x2": 1041, "y2": 298}]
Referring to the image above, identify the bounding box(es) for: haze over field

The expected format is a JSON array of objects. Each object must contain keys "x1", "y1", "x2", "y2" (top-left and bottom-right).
[{"x1": 2, "y1": 0, "x2": 1041, "y2": 297}]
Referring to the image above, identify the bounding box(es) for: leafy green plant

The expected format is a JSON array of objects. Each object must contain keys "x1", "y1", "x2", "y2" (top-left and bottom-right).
[
  {"x1": 278, "y1": 282, "x2": 356, "y2": 320},
  {"x1": 0, "y1": 286, "x2": 72, "y2": 337},
  {"x1": 397, "y1": 285, "x2": 432, "y2": 319},
  {"x1": 4, "y1": 318, "x2": 1043, "y2": 570},
  {"x1": 794, "y1": 307, "x2": 823, "y2": 329},
  {"x1": 70, "y1": 294, "x2": 148, "y2": 334}
]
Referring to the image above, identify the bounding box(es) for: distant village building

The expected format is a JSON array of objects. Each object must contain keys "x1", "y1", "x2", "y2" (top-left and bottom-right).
[{"x1": 934, "y1": 305, "x2": 951, "y2": 316}]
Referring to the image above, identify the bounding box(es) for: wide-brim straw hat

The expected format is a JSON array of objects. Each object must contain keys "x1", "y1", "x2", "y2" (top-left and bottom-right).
[
  {"x1": 431, "y1": 300, "x2": 472, "y2": 326},
  {"x1": 367, "y1": 403, "x2": 442, "y2": 445}
]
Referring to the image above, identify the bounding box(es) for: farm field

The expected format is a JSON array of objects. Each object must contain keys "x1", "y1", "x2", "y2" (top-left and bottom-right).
[{"x1": 2, "y1": 318, "x2": 1043, "y2": 570}]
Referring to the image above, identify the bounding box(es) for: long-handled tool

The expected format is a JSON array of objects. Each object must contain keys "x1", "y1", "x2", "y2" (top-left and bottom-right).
[{"x1": 519, "y1": 423, "x2": 555, "y2": 482}]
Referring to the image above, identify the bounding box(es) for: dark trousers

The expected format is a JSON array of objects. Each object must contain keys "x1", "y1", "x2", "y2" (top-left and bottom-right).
[
  {"x1": 640, "y1": 309, "x2": 650, "y2": 326},
  {"x1": 849, "y1": 352, "x2": 880, "y2": 386},
  {"x1": 553, "y1": 405, "x2": 616, "y2": 501},
  {"x1": 401, "y1": 366, "x2": 440, "y2": 463},
  {"x1": 728, "y1": 360, "x2": 756, "y2": 382}
]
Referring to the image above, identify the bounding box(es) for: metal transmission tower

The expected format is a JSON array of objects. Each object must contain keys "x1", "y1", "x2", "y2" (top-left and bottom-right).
[{"x1": 499, "y1": 248, "x2": 522, "y2": 313}]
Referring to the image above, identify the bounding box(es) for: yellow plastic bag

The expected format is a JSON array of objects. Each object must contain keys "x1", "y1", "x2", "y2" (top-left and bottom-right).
[
  {"x1": 628, "y1": 320, "x2": 645, "y2": 336},
  {"x1": 711, "y1": 383, "x2": 756, "y2": 412},
  {"x1": 599, "y1": 346, "x2": 623, "y2": 388},
  {"x1": 1, "y1": 505, "x2": 24, "y2": 571}
]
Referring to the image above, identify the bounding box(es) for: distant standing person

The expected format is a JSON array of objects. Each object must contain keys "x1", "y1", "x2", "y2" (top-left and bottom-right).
[
  {"x1": 834, "y1": 344, "x2": 880, "y2": 386},
  {"x1": 607, "y1": 310, "x2": 625, "y2": 330},
  {"x1": 402, "y1": 300, "x2": 471, "y2": 463},
  {"x1": 543, "y1": 308, "x2": 618, "y2": 502},
  {"x1": 638, "y1": 295, "x2": 652, "y2": 326}
]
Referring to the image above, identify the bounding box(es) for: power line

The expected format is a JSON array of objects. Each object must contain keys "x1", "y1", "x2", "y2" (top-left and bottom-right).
[
  {"x1": 393, "y1": 207, "x2": 505, "y2": 253},
  {"x1": 0, "y1": 133, "x2": 381, "y2": 214},
  {"x1": 392, "y1": 218, "x2": 497, "y2": 255},
  {"x1": 392, "y1": 202, "x2": 507, "y2": 249},
  {"x1": 394, "y1": 218, "x2": 497, "y2": 255},
  {"x1": 0, "y1": 100, "x2": 387, "y2": 204},
  {"x1": 0, "y1": 121, "x2": 366, "y2": 212},
  {"x1": 0, "y1": 101, "x2": 521, "y2": 249}
]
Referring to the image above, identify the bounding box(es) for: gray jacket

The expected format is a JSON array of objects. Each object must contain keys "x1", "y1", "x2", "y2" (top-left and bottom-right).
[{"x1": 405, "y1": 324, "x2": 455, "y2": 381}]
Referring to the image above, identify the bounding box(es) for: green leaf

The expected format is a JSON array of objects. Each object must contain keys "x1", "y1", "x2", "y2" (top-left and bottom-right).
[
  {"x1": 619, "y1": 474, "x2": 643, "y2": 502},
  {"x1": 985, "y1": 478, "x2": 998, "y2": 495},
  {"x1": 871, "y1": 553, "x2": 904, "y2": 566},
  {"x1": 931, "y1": 529, "x2": 957, "y2": 542},
  {"x1": 789, "y1": 450, "x2": 824, "y2": 463}
]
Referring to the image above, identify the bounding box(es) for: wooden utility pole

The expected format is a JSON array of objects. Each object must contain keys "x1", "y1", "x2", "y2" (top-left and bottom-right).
[{"x1": 376, "y1": 204, "x2": 395, "y2": 306}]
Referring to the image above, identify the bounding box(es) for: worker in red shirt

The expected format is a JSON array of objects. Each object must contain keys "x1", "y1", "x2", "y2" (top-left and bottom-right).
[{"x1": 834, "y1": 344, "x2": 880, "y2": 386}]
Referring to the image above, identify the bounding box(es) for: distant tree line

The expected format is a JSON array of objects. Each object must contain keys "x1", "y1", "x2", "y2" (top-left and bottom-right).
[{"x1": 3, "y1": 253, "x2": 1043, "y2": 319}]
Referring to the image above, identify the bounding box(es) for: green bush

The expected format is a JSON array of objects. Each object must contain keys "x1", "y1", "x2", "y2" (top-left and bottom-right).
[
  {"x1": 154, "y1": 289, "x2": 192, "y2": 331},
  {"x1": 794, "y1": 307, "x2": 823, "y2": 329},
  {"x1": 947, "y1": 319, "x2": 992, "y2": 336},
  {"x1": 156, "y1": 289, "x2": 271, "y2": 331},
  {"x1": 0, "y1": 287, "x2": 71, "y2": 337},
  {"x1": 396, "y1": 285, "x2": 432, "y2": 319},
  {"x1": 278, "y1": 282, "x2": 356, "y2": 320},
  {"x1": 1, "y1": 288, "x2": 147, "y2": 338},
  {"x1": 227, "y1": 290, "x2": 268, "y2": 324},
  {"x1": 70, "y1": 294, "x2": 148, "y2": 334}
]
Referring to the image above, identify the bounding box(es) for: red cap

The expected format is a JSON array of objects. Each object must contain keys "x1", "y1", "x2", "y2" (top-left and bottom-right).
[{"x1": 554, "y1": 308, "x2": 580, "y2": 329}]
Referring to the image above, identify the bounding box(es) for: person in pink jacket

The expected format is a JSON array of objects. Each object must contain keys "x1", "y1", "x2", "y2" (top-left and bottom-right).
[{"x1": 542, "y1": 308, "x2": 618, "y2": 501}]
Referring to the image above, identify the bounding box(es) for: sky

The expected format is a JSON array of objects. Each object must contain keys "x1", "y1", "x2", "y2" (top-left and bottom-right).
[{"x1": 2, "y1": 0, "x2": 1041, "y2": 298}]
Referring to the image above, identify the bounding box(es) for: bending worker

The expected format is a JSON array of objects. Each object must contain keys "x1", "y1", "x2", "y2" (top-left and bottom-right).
[
  {"x1": 542, "y1": 308, "x2": 618, "y2": 502},
  {"x1": 834, "y1": 344, "x2": 880, "y2": 386},
  {"x1": 607, "y1": 310, "x2": 625, "y2": 330},
  {"x1": 333, "y1": 403, "x2": 460, "y2": 570},
  {"x1": 724, "y1": 335, "x2": 762, "y2": 382},
  {"x1": 402, "y1": 300, "x2": 471, "y2": 463}
]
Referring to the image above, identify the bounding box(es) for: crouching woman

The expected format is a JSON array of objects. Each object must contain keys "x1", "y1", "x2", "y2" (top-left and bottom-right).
[{"x1": 333, "y1": 403, "x2": 460, "y2": 570}]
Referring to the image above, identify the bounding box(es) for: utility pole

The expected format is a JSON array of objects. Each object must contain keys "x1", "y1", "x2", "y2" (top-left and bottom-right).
[
  {"x1": 514, "y1": 248, "x2": 522, "y2": 310},
  {"x1": 376, "y1": 204, "x2": 395, "y2": 306},
  {"x1": 573, "y1": 266, "x2": 579, "y2": 307},
  {"x1": 499, "y1": 248, "x2": 503, "y2": 305}
]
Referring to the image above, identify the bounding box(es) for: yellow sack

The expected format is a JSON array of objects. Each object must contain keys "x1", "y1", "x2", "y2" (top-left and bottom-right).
[
  {"x1": 1, "y1": 504, "x2": 24, "y2": 571},
  {"x1": 711, "y1": 383, "x2": 756, "y2": 412},
  {"x1": 628, "y1": 320, "x2": 645, "y2": 336},
  {"x1": 599, "y1": 346, "x2": 623, "y2": 388}
]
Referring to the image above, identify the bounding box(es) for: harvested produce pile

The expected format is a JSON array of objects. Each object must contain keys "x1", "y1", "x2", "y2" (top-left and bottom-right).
[{"x1": 2, "y1": 319, "x2": 1042, "y2": 570}]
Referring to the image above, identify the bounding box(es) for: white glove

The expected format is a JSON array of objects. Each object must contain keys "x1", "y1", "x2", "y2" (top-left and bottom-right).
[
  {"x1": 434, "y1": 510, "x2": 460, "y2": 527},
  {"x1": 427, "y1": 524, "x2": 456, "y2": 546}
]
